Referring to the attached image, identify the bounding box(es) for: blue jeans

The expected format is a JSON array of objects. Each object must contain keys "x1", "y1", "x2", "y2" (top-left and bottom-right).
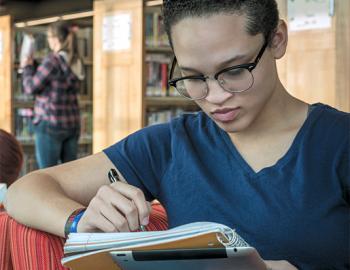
[{"x1": 34, "y1": 121, "x2": 80, "y2": 169}]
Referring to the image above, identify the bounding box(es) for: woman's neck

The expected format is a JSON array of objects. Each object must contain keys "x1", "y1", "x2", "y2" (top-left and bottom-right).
[{"x1": 229, "y1": 82, "x2": 309, "y2": 143}]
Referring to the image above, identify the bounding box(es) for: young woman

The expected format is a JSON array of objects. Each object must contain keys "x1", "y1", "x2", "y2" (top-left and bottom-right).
[
  {"x1": 20, "y1": 21, "x2": 84, "y2": 169},
  {"x1": 6, "y1": 1, "x2": 349, "y2": 269}
]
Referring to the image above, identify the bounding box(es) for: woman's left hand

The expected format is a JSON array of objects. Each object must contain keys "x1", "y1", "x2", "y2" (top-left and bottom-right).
[
  {"x1": 20, "y1": 57, "x2": 33, "y2": 68},
  {"x1": 264, "y1": 260, "x2": 298, "y2": 270}
]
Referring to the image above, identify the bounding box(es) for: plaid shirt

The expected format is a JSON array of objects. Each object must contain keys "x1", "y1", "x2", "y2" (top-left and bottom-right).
[{"x1": 23, "y1": 53, "x2": 80, "y2": 129}]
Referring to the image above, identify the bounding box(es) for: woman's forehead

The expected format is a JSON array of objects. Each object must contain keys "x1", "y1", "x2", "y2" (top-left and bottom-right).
[
  {"x1": 172, "y1": 14, "x2": 247, "y2": 38},
  {"x1": 172, "y1": 14, "x2": 253, "y2": 53},
  {"x1": 171, "y1": 14, "x2": 262, "y2": 70}
]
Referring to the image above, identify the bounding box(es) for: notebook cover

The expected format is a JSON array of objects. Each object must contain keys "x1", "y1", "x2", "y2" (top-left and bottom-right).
[{"x1": 63, "y1": 231, "x2": 224, "y2": 270}]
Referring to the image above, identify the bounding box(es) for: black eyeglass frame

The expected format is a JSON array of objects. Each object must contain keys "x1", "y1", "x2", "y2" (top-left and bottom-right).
[{"x1": 168, "y1": 41, "x2": 268, "y2": 99}]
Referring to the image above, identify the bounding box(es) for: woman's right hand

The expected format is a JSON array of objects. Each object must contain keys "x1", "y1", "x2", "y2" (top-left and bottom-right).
[{"x1": 77, "y1": 181, "x2": 151, "y2": 233}]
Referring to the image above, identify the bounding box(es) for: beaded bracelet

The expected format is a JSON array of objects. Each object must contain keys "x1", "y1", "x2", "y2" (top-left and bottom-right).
[{"x1": 64, "y1": 208, "x2": 86, "y2": 238}]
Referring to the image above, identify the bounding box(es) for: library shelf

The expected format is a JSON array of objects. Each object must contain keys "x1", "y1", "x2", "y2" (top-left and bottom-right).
[{"x1": 145, "y1": 96, "x2": 197, "y2": 107}]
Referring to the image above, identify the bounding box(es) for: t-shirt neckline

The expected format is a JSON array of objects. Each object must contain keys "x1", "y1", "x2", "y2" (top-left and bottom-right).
[{"x1": 218, "y1": 103, "x2": 325, "y2": 177}]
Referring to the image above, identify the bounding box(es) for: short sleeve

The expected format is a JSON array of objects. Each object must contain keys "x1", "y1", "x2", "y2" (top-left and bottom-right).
[
  {"x1": 337, "y1": 136, "x2": 350, "y2": 205},
  {"x1": 103, "y1": 123, "x2": 172, "y2": 201}
]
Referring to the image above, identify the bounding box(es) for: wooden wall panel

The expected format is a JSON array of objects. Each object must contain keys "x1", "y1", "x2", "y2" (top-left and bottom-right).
[
  {"x1": 335, "y1": 0, "x2": 350, "y2": 111},
  {"x1": 276, "y1": 0, "x2": 349, "y2": 112},
  {"x1": 0, "y1": 15, "x2": 12, "y2": 132},
  {"x1": 93, "y1": 0, "x2": 144, "y2": 153},
  {"x1": 286, "y1": 29, "x2": 336, "y2": 106}
]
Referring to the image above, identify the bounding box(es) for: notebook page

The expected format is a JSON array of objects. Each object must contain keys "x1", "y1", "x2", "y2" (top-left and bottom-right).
[{"x1": 64, "y1": 222, "x2": 233, "y2": 254}]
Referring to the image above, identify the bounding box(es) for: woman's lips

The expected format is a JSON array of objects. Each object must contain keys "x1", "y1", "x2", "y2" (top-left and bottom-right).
[{"x1": 211, "y1": 108, "x2": 240, "y2": 123}]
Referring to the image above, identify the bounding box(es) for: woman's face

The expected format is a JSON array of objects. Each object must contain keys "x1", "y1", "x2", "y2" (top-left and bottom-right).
[{"x1": 171, "y1": 14, "x2": 285, "y2": 133}]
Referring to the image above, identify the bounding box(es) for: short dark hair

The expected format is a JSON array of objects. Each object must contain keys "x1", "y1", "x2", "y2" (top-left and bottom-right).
[
  {"x1": 162, "y1": 0, "x2": 279, "y2": 47},
  {"x1": 0, "y1": 129, "x2": 23, "y2": 186}
]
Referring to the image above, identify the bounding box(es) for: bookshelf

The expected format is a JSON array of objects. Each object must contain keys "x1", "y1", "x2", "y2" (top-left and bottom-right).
[
  {"x1": 0, "y1": 12, "x2": 94, "y2": 175},
  {"x1": 93, "y1": 0, "x2": 199, "y2": 152},
  {"x1": 144, "y1": 3, "x2": 199, "y2": 126}
]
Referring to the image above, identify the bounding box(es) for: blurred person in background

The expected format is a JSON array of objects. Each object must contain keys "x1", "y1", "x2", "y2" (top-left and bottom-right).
[{"x1": 20, "y1": 21, "x2": 84, "y2": 169}]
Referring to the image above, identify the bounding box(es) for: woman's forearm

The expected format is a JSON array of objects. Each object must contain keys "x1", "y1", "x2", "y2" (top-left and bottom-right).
[{"x1": 5, "y1": 171, "x2": 84, "y2": 237}]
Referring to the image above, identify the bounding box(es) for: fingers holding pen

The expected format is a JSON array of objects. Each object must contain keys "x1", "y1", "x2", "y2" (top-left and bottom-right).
[
  {"x1": 98, "y1": 199, "x2": 131, "y2": 232},
  {"x1": 112, "y1": 182, "x2": 151, "y2": 227},
  {"x1": 78, "y1": 182, "x2": 151, "y2": 233},
  {"x1": 108, "y1": 168, "x2": 151, "y2": 230}
]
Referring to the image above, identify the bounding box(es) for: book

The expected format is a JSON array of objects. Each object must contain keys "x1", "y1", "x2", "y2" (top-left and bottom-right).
[
  {"x1": 145, "y1": 11, "x2": 169, "y2": 48},
  {"x1": 145, "y1": 54, "x2": 172, "y2": 97},
  {"x1": 19, "y1": 33, "x2": 35, "y2": 71},
  {"x1": 62, "y1": 222, "x2": 265, "y2": 270}
]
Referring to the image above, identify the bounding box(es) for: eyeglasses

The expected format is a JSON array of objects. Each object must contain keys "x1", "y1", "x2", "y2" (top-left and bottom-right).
[{"x1": 168, "y1": 41, "x2": 268, "y2": 100}]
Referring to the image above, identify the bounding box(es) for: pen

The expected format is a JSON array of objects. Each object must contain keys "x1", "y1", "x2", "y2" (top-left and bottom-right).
[
  {"x1": 108, "y1": 168, "x2": 121, "y2": 183},
  {"x1": 108, "y1": 168, "x2": 146, "y2": 232}
]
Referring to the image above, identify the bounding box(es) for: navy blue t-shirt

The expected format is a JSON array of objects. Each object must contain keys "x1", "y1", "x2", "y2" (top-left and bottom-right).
[{"x1": 104, "y1": 103, "x2": 349, "y2": 269}]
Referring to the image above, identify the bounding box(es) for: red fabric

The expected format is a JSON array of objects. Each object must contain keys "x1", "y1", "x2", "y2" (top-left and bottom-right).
[
  {"x1": 146, "y1": 201, "x2": 168, "y2": 231},
  {"x1": 0, "y1": 211, "x2": 13, "y2": 270},
  {"x1": 0, "y1": 203, "x2": 168, "y2": 270},
  {"x1": 9, "y1": 218, "x2": 68, "y2": 270}
]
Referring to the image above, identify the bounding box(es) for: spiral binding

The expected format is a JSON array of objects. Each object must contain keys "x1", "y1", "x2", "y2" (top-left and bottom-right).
[{"x1": 216, "y1": 227, "x2": 249, "y2": 247}]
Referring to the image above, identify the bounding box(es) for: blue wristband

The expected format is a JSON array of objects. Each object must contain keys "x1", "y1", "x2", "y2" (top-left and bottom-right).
[{"x1": 69, "y1": 210, "x2": 85, "y2": 234}]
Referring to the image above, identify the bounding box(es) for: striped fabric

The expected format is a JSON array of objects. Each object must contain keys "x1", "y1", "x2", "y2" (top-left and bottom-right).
[
  {"x1": 9, "y1": 218, "x2": 68, "y2": 270},
  {"x1": 0, "y1": 211, "x2": 13, "y2": 270},
  {"x1": 0, "y1": 203, "x2": 168, "y2": 270},
  {"x1": 146, "y1": 202, "x2": 169, "y2": 231}
]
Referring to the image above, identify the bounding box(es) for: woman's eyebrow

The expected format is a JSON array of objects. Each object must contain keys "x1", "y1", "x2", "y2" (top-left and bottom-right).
[
  {"x1": 179, "y1": 54, "x2": 247, "y2": 74},
  {"x1": 217, "y1": 54, "x2": 247, "y2": 68}
]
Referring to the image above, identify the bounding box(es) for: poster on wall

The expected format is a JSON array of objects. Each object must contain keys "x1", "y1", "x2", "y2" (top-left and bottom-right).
[
  {"x1": 0, "y1": 31, "x2": 3, "y2": 62},
  {"x1": 102, "y1": 13, "x2": 132, "y2": 52},
  {"x1": 288, "y1": 0, "x2": 333, "y2": 31}
]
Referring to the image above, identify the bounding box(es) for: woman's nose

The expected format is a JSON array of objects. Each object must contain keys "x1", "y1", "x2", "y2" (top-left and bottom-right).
[{"x1": 204, "y1": 77, "x2": 234, "y2": 105}]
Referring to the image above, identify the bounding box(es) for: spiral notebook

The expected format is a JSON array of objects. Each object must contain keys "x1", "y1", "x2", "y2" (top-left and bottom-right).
[{"x1": 62, "y1": 222, "x2": 266, "y2": 270}]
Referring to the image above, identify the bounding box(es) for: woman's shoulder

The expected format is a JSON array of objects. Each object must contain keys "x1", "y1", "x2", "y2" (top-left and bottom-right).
[
  {"x1": 40, "y1": 52, "x2": 60, "y2": 67},
  {"x1": 312, "y1": 103, "x2": 349, "y2": 125},
  {"x1": 309, "y1": 103, "x2": 349, "y2": 144}
]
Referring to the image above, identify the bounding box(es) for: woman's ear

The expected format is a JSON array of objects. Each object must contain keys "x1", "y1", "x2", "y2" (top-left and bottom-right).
[{"x1": 270, "y1": 19, "x2": 288, "y2": 59}]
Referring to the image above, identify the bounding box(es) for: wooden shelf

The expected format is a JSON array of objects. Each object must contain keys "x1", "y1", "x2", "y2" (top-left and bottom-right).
[
  {"x1": 13, "y1": 100, "x2": 35, "y2": 108},
  {"x1": 14, "y1": 11, "x2": 93, "y2": 28},
  {"x1": 18, "y1": 140, "x2": 35, "y2": 146},
  {"x1": 79, "y1": 138, "x2": 93, "y2": 145},
  {"x1": 13, "y1": 100, "x2": 92, "y2": 108},
  {"x1": 145, "y1": 96, "x2": 197, "y2": 107},
  {"x1": 83, "y1": 58, "x2": 93, "y2": 65},
  {"x1": 145, "y1": 0, "x2": 163, "y2": 7},
  {"x1": 79, "y1": 99, "x2": 93, "y2": 106},
  {"x1": 146, "y1": 46, "x2": 172, "y2": 54}
]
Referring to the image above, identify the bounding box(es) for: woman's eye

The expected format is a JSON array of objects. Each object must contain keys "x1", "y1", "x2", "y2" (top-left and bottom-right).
[{"x1": 225, "y1": 68, "x2": 244, "y2": 77}]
